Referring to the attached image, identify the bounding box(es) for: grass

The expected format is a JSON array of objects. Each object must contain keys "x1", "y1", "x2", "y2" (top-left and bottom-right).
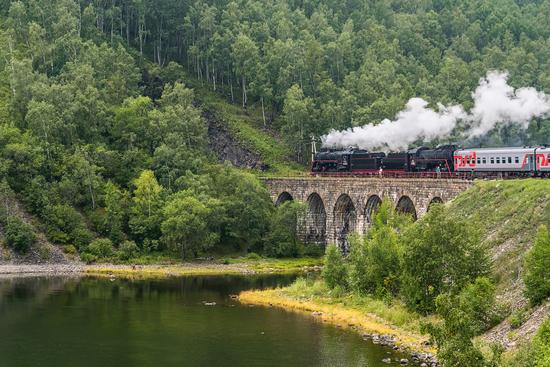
[
  {"x1": 447, "y1": 179, "x2": 550, "y2": 294},
  {"x1": 239, "y1": 277, "x2": 435, "y2": 353},
  {"x1": 84, "y1": 255, "x2": 323, "y2": 279},
  {"x1": 223, "y1": 256, "x2": 322, "y2": 272}
]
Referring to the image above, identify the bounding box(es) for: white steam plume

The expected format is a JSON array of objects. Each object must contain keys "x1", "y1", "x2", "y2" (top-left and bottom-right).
[{"x1": 322, "y1": 71, "x2": 550, "y2": 151}]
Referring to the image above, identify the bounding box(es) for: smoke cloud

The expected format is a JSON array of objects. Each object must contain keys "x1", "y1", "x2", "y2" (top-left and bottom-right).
[{"x1": 322, "y1": 71, "x2": 550, "y2": 151}]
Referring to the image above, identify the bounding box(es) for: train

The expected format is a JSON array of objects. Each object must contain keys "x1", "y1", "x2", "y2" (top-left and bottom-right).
[{"x1": 311, "y1": 145, "x2": 550, "y2": 178}]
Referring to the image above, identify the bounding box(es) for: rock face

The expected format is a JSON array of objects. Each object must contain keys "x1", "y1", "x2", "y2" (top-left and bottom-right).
[
  {"x1": 263, "y1": 177, "x2": 472, "y2": 248},
  {"x1": 0, "y1": 196, "x2": 73, "y2": 265},
  {"x1": 204, "y1": 109, "x2": 267, "y2": 170}
]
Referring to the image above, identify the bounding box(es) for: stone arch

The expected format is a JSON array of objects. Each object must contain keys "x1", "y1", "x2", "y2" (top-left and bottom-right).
[
  {"x1": 428, "y1": 196, "x2": 443, "y2": 211},
  {"x1": 333, "y1": 194, "x2": 356, "y2": 253},
  {"x1": 275, "y1": 191, "x2": 293, "y2": 206},
  {"x1": 364, "y1": 194, "x2": 382, "y2": 231},
  {"x1": 305, "y1": 193, "x2": 326, "y2": 246},
  {"x1": 428, "y1": 197, "x2": 443, "y2": 212},
  {"x1": 396, "y1": 195, "x2": 417, "y2": 221}
]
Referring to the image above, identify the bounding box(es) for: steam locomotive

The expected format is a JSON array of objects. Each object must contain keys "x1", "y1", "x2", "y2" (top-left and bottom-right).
[{"x1": 311, "y1": 145, "x2": 550, "y2": 177}]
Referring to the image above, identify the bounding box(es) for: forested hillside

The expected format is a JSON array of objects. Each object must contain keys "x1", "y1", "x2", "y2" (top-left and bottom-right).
[
  {"x1": 4, "y1": 0, "x2": 550, "y2": 263},
  {"x1": 42, "y1": 0, "x2": 550, "y2": 158},
  {"x1": 0, "y1": 0, "x2": 304, "y2": 263}
]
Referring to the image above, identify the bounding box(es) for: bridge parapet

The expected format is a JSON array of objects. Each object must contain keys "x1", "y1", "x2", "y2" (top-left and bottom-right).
[{"x1": 262, "y1": 177, "x2": 473, "y2": 249}]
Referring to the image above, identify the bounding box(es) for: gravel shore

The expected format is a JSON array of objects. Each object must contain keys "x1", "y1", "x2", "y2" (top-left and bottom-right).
[{"x1": 0, "y1": 264, "x2": 84, "y2": 276}]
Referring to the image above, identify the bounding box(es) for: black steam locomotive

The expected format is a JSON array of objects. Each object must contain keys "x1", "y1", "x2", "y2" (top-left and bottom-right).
[{"x1": 312, "y1": 145, "x2": 457, "y2": 174}]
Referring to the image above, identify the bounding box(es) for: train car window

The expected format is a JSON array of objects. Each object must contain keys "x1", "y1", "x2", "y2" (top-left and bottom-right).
[
  {"x1": 477, "y1": 158, "x2": 480, "y2": 164},
  {"x1": 496, "y1": 157, "x2": 500, "y2": 164},
  {"x1": 490, "y1": 157, "x2": 494, "y2": 164},
  {"x1": 502, "y1": 157, "x2": 506, "y2": 163},
  {"x1": 508, "y1": 157, "x2": 512, "y2": 164},
  {"x1": 482, "y1": 157, "x2": 487, "y2": 164},
  {"x1": 515, "y1": 157, "x2": 519, "y2": 164}
]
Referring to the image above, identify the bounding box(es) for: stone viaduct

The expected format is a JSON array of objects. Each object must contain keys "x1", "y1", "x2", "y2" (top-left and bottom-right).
[{"x1": 263, "y1": 177, "x2": 472, "y2": 249}]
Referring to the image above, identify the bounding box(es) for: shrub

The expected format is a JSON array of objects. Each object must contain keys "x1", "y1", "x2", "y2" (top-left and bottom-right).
[
  {"x1": 509, "y1": 309, "x2": 527, "y2": 330},
  {"x1": 44, "y1": 204, "x2": 81, "y2": 242},
  {"x1": 118, "y1": 240, "x2": 139, "y2": 261},
  {"x1": 71, "y1": 227, "x2": 94, "y2": 250},
  {"x1": 423, "y1": 277, "x2": 501, "y2": 367},
  {"x1": 44, "y1": 204, "x2": 90, "y2": 248},
  {"x1": 401, "y1": 205, "x2": 489, "y2": 314},
  {"x1": 532, "y1": 316, "x2": 550, "y2": 367},
  {"x1": 455, "y1": 277, "x2": 504, "y2": 333},
  {"x1": 322, "y1": 244, "x2": 347, "y2": 289},
  {"x1": 5, "y1": 218, "x2": 36, "y2": 253},
  {"x1": 524, "y1": 226, "x2": 550, "y2": 305},
  {"x1": 246, "y1": 252, "x2": 262, "y2": 260},
  {"x1": 39, "y1": 246, "x2": 51, "y2": 260},
  {"x1": 264, "y1": 201, "x2": 306, "y2": 258},
  {"x1": 80, "y1": 253, "x2": 98, "y2": 264},
  {"x1": 86, "y1": 238, "x2": 114, "y2": 258},
  {"x1": 63, "y1": 245, "x2": 77, "y2": 255},
  {"x1": 348, "y1": 200, "x2": 405, "y2": 298}
]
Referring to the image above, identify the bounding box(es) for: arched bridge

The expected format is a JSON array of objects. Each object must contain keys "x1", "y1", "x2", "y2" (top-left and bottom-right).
[{"x1": 263, "y1": 177, "x2": 472, "y2": 249}]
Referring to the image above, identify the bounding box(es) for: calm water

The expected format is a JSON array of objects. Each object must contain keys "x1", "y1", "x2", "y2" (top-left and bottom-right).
[{"x1": 0, "y1": 275, "x2": 407, "y2": 367}]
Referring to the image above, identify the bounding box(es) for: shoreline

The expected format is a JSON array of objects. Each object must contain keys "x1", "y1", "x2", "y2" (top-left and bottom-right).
[
  {"x1": 0, "y1": 260, "x2": 322, "y2": 278},
  {"x1": 1, "y1": 262, "x2": 436, "y2": 363},
  {"x1": 0, "y1": 264, "x2": 84, "y2": 277},
  {"x1": 238, "y1": 288, "x2": 435, "y2": 359}
]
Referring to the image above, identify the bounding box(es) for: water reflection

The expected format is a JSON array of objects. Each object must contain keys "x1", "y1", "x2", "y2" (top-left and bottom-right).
[{"x1": 0, "y1": 275, "x2": 407, "y2": 367}]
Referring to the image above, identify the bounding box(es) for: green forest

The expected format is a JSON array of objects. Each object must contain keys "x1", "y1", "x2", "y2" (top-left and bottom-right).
[
  {"x1": 1, "y1": 1, "x2": 549, "y2": 365},
  {"x1": 36, "y1": 0, "x2": 550, "y2": 155},
  {"x1": 4, "y1": 0, "x2": 550, "y2": 262}
]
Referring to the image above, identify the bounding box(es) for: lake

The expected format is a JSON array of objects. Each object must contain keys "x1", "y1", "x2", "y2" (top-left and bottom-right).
[{"x1": 0, "y1": 274, "x2": 409, "y2": 366}]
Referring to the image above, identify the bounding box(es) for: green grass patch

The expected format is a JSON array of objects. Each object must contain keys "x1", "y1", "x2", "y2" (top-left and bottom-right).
[
  {"x1": 282, "y1": 277, "x2": 429, "y2": 333},
  {"x1": 447, "y1": 179, "x2": 550, "y2": 293},
  {"x1": 222, "y1": 256, "x2": 323, "y2": 272}
]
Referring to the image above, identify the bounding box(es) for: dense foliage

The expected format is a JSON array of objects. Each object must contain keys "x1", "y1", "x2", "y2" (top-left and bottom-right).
[
  {"x1": 322, "y1": 243, "x2": 347, "y2": 290},
  {"x1": 401, "y1": 204, "x2": 489, "y2": 314},
  {"x1": 320, "y1": 202, "x2": 502, "y2": 366},
  {"x1": 348, "y1": 200, "x2": 408, "y2": 298},
  {"x1": 264, "y1": 200, "x2": 306, "y2": 257},
  {"x1": 324, "y1": 201, "x2": 490, "y2": 311},
  {"x1": 523, "y1": 225, "x2": 550, "y2": 305},
  {"x1": 0, "y1": 0, "x2": 288, "y2": 261},
  {"x1": 48, "y1": 0, "x2": 550, "y2": 159},
  {"x1": 4, "y1": 217, "x2": 36, "y2": 253},
  {"x1": 423, "y1": 277, "x2": 504, "y2": 367},
  {"x1": 506, "y1": 316, "x2": 550, "y2": 367},
  {"x1": 532, "y1": 317, "x2": 550, "y2": 367}
]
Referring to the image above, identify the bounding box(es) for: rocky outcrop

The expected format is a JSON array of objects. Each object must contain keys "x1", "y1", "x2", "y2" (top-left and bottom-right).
[
  {"x1": 0, "y1": 197, "x2": 74, "y2": 265},
  {"x1": 204, "y1": 109, "x2": 268, "y2": 170}
]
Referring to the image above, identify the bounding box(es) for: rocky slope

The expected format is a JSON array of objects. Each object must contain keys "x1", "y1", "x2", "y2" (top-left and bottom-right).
[
  {"x1": 0, "y1": 196, "x2": 75, "y2": 265},
  {"x1": 445, "y1": 180, "x2": 550, "y2": 347}
]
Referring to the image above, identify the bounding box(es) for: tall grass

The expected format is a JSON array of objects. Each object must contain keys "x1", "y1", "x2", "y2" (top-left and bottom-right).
[{"x1": 283, "y1": 277, "x2": 425, "y2": 332}]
